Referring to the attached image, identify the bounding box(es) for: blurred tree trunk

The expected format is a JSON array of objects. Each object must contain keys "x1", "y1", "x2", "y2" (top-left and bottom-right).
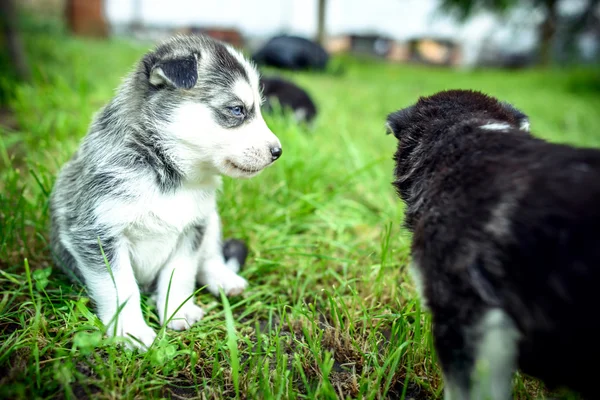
[
  {"x1": 559, "y1": 0, "x2": 600, "y2": 63},
  {"x1": 316, "y1": 0, "x2": 327, "y2": 45},
  {"x1": 538, "y1": 0, "x2": 558, "y2": 66},
  {"x1": 0, "y1": 0, "x2": 31, "y2": 81},
  {"x1": 441, "y1": 0, "x2": 599, "y2": 66},
  {"x1": 65, "y1": 0, "x2": 108, "y2": 37}
]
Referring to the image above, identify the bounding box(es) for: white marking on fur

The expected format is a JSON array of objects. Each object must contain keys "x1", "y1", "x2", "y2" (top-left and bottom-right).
[
  {"x1": 385, "y1": 121, "x2": 394, "y2": 135},
  {"x1": 232, "y1": 77, "x2": 255, "y2": 110},
  {"x1": 223, "y1": 46, "x2": 263, "y2": 115},
  {"x1": 444, "y1": 382, "x2": 469, "y2": 400},
  {"x1": 484, "y1": 198, "x2": 515, "y2": 239},
  {"x1": 224, "y1": 44, "x2": 260, "y2": 89},
  {"x1": 480, "y1": 122, "x2": 511, "y2": 131},
  {"x1": 471, "y1": 309, "x2": 520, "y2": 400},
  {"x1": 225, "y1": 258, "x2": 241, "y2": 273},
  {"x1": 519, "y1": 120, "x2": 530, "y2": 132},
  {"x1": 409, "y1": 261, "x2": 429, "y2": 310},
  {"x1": 294, "y1": 108, "x2": 308, "y2": 122},
  {"x1": 149, "y1": 66, "x2": 172, "y2": 87}
]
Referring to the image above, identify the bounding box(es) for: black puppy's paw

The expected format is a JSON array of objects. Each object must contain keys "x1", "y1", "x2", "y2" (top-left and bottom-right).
[{"x1": 222, "y1": 238, "x2": 249, "y2": 272}]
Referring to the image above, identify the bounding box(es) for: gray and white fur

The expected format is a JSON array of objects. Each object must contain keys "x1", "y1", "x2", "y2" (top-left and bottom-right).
[{"x1": 49, "y1": 35, "x2": 282, "y2": 350}]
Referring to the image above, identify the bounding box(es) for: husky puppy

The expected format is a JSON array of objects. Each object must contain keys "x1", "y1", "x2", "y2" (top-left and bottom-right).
[
  {"x1": 260, "y1": 76, "x2": 317, "y2": 123},
  {"x1": 49, "y1": 35, "x2": 282, "y2": 350},
  {"x1": 387, "y1": 89, "x2": 600, "y2": 399}
]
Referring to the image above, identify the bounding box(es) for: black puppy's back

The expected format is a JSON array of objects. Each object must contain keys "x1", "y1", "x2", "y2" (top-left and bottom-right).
[{"x1": 505, "y1": 144, "x2": 600, "y2": 395}]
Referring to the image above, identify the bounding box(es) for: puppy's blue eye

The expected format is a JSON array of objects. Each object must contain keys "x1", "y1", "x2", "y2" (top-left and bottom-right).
[{"x1": 229, "y1": 106, "x2": 245, "y2": 117}]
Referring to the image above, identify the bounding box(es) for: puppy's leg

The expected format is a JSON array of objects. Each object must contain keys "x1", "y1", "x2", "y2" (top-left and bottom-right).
[
  {"x1": 434, "y1": 315, "x2": 474, "y2": 400},
  {"x1": 436, "y1": 308, "x2": 519, "y2": 400},
  {"x1": 409, "y1": 261, "x2": 429, "y2": 310},
  {"x1": 197, "y1": 211, "x2": 248, "y2": 297},
  {"x1": 470, "y1": 309, "x2": 519, "y2": 400},
  {"x1": 155, "y1": 227, "x2": 205, "y2": 331},
  {"x1": 69, "y1": 234, "x2": 156, "y2": 350}
]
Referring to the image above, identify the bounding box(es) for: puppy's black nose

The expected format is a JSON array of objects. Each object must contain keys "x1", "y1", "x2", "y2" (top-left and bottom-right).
[{"x1": 270, "y1": 146, "x2": 282, "y2": 161}]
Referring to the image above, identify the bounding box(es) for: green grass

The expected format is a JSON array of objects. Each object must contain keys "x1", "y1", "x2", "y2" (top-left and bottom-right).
[{"x1": 1, "y1": 27, "x2": 599, "y2": 399}]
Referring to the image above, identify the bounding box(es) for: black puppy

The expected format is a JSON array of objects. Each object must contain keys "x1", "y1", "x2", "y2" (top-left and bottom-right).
[
  {"x1": 253, "y1": 35, "x2": 329, "y2": 71},
  {"x1": 387, "y1": 90, "x2": 600, "y2": 399},
  {"x1": 260, "y1": 76, "x2": 317, "y2": 124}
]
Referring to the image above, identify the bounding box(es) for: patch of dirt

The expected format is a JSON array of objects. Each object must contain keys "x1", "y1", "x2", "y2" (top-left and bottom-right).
[
  {"x1": 69, "y1": 382, "x2": 103, "y2": 400},
  {"x1": 387, "y1": 381, "x2": 432, "y2": 400},
  {"x1": 0, "y1": 318, "x2": 20, "y2": 337},
  {"x1": 161, "y1": 381, "x2": 200, "y2": 399},
  {"x1": 0, "y1": 347, "x2": 31, "y2": 386},
  {"x1": 236, "y1": 311, "x2": 435, "y2": 399},
  {"x1": 0, "y1": 106, "x2": 18, "y2": 130}
]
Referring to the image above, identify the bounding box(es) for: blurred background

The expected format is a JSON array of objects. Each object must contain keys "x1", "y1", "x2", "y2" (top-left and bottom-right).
[{"x1": 1, "y1": 0, "x2": 599, "y2": 82}]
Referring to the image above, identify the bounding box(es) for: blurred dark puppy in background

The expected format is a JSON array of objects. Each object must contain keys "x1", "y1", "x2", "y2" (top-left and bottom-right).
[
  {"x1": 253, "y1": 35, "x2": 329, "y2": 71},
  {"x1": 260, "y1": 76, "x2": 317, "y2": 124},
  {"x1": 387, "y1": 89, "x2": 600, "y2": 399}
]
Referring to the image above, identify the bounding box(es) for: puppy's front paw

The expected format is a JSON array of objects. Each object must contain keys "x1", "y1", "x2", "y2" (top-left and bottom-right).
[
  {"x1": 219, "y1": 273, "x2": 248, "y2": 297},
  {"x1": 202, "y1": 264, "x2": 248, "y2": 297},
  {"x1": 161, "y1": 302, "x2": 205, "y2": 331},
  {"x1": 106, "y1": 320, "x2": 157, "y2": 351}
]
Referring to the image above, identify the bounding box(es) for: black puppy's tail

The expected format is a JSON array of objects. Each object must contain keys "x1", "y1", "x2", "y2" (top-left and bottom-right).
[{"x1": 222, "y1": 238, "x2": 249, "y2": 273}]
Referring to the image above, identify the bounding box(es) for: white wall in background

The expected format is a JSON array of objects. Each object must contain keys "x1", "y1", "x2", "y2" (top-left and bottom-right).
[{"x1": 104, "y1": 0, "x2": 539, "y2": 66}]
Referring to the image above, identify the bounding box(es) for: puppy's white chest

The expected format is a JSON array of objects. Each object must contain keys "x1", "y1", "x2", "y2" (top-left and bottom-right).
[
  {"x1": 126, "y1": 185, "x2": 217, "y2": 286},
  {"x1": 132, "y1": 184, "x2": 216, "y2": 236},
  {"x1": 146, "y1": 188, "x2": 213, "y2": 232}
]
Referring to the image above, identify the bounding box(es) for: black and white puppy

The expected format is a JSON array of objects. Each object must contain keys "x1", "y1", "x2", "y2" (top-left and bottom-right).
[
  {"x1": 387, "y1": 90, "x2": 600, "y2": 399},
  {"x1": 49, "y1": 35, "x2": 282, "y2": 350},
  {"x1": 260, "y1": 76, "x2": 317, "y2": 124}
]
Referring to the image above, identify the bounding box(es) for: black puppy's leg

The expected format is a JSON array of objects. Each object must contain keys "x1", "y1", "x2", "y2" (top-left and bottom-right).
[
  {"x1": 196, "y1": 211, "x2": 248, "y2": 297},
  {"x1": 435, "y1": 308, "x2": 519, "y2": 400},
  {"x1": 470, "y1": 309, "x2": 519, "y2": 400},
  {"x1": 222, "y1": 238, "x2": 249, "y2": 274},
  {"x1": 433, "y1": 312, "x2": 475, "y2": 400}
]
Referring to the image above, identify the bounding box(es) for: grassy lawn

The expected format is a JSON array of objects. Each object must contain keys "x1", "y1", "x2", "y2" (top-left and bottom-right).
[{"x1": 1, "y1": 26, "x2": 599, "y2": 399}]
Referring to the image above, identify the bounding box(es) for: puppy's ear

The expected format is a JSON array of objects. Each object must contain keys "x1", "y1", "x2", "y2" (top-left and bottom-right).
[
  {"x1": 501, "y1": 101, "x2": 530, "y2": 132},
  {"x1": 149, "y1": 53, "x2": 198, "y2": 89},
  {"x1": 386, "y1": 105, "x2": 415, "y2": 139}
]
